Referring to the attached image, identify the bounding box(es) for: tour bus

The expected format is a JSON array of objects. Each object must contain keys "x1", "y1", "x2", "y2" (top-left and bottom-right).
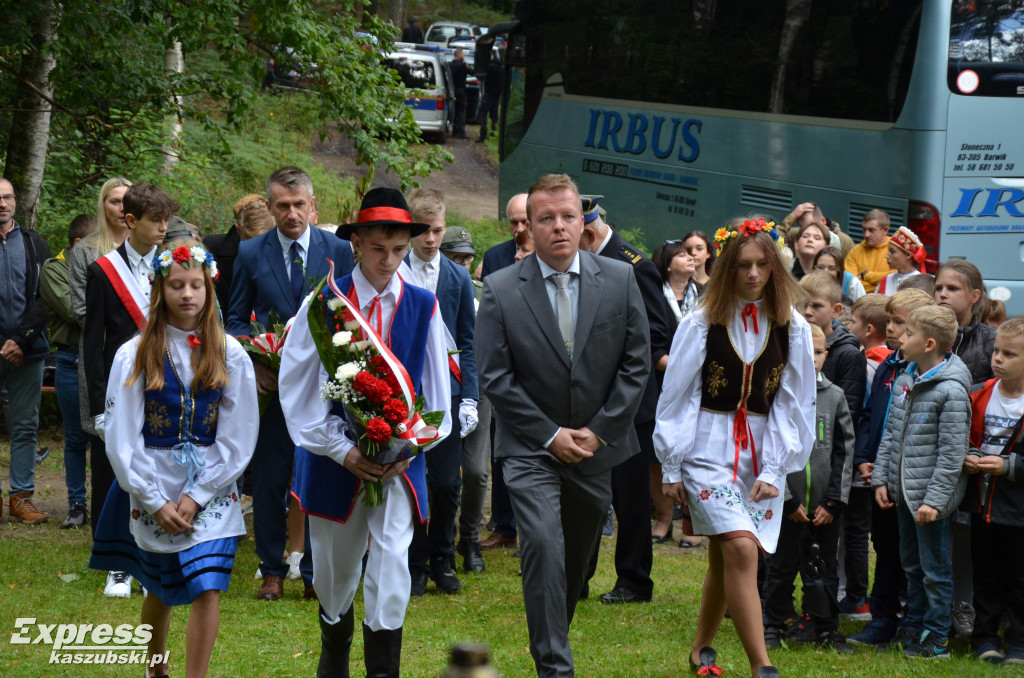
[{"x1": 478, "y1": 1, "x2": 1024, "y2": 311}]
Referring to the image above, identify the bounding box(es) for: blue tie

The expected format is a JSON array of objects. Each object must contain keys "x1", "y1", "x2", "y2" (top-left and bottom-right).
[{"x1": 289, "y1": 241, "x2": 304, "y2": 304}]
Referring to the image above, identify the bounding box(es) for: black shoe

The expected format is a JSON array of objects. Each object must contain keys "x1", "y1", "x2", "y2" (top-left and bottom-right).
[
  {"x1": 363, "y1": 624, "x2": 402, "y2": 678},
  {"x1": 814, "y1": 631, "x2": 854, "y2": 654},
  {"x1": 756, "y1": 667, "x2": 779, "y2": 678},
  {"x1": 61, "y1": 504, "x2": 89, "y2": 529},
  {"x1": 430, "y1": 557, "x2": 463, "y2": 593},
  {"x1": 317, "y1": 605, "x2": 353, "y2": 678},
  {"x1": 689, "y1": 646, "x2": 718, "y2": 674},
  {"x1": 458, "y1": 541, "x2": 485, "y2": 573},
  {"x1": 410, "y1": 571, "x2": 428, "y2": 597},
  {"x1": 785, "y1": 614, "x2": 816, "y2": 643},
  {"x1": 599, "y1": 586, "x2": 651, "y2": 604},
  {"x1": 764, "y1": 625, "x2": 786, "y2": 650},
  {"x1": 35, "y1": 447, "x2": 50, "y2": 464},
  {"x1": 651, "y1": 523, "x2": 673, "y2": 544}
]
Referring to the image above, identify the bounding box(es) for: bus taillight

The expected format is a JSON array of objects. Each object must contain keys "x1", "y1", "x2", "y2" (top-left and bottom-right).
[{"x1": 908, "y1": 200, "x2": 941, "y2": 273}]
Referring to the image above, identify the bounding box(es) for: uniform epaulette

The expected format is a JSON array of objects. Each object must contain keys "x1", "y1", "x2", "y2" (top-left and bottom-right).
[{"x1": 620, "y1": 244, "x2": 643, "y2": 265}]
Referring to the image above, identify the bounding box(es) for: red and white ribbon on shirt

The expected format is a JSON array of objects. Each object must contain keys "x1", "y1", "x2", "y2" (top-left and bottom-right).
[{"x1": 323, "y1": 258, "x2": 439, "y2": 446}]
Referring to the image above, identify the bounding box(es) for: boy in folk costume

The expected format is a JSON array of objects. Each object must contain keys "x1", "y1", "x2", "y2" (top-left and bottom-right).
[{"x1": 279, "y1": 188, "x2": 451, "y2": 678}]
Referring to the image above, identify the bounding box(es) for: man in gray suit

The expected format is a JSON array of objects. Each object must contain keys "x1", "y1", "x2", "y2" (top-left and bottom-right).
[{"x1": 475, "y1": 174, "x2": 650, "y2": 677}]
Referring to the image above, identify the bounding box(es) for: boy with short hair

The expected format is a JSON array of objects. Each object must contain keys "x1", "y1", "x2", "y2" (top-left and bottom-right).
[
  {"x1": 801, "y1": 271, "x2": 866, "y2": 424},
  {"x1": 83, "y1": 182, "x2": 176, "y2": 598},
  {"x1": 963, "y1": 317, "x2": 1024, "y2": 664},
  {"x1": 279, "y1": 187, "x2": 451, "y2": 677},
  {"x1": 763, "y1": 324, "x2": 855, "y2": 653},
  {"x1": 404, "y1": 187, "x2": 480, "y2": 589},
  {"x1": 849, "y1": 288, "x2": 936, "y2": 646},
  {"x1": 845, "y1": 209, "x2": 893, "y2": 293},
  {"x1": 849, "y1": 294, "x2": 890, "y2": 386},
  {"x1": 873, "y1": 304, "x2": 971, "y2": 659}
]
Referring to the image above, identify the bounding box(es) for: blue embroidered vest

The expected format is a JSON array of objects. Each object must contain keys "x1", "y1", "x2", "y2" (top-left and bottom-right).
[
  {"x1": 292, "y1": 275, "x2": 437, "y2": 523},
  {"x1": 142, "y1": 350, "x2": 222, "y2": 449}
]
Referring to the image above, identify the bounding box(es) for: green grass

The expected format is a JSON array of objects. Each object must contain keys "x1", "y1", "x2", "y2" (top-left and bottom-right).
[{"x1": 2, "y1": 435, "x2": 1021, "y2": 676}]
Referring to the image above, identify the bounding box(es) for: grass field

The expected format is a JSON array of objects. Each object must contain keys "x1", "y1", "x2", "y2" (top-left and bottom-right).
[{"x1": 1, "y1": 432, "x2": 1020, "y2": 677}]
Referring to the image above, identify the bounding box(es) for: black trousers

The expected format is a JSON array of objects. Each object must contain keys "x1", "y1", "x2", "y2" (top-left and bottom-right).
[
  {"x1": 584, "y1": 419, "x2": 654, "y2": 597},
  {"x1": 490, "y1": 411, "x2": 517, "y2": 538},
  {"x1": 763, "y1": 518, "x2": 841, "y2": 633},
  {"x1": 88, "y1": 434, "x2": 115, "y2": 536},
  {"x1": 869, "y1": 499, "x2": 906, "y2": 622},
  {"x1": 453, "y1": 87, "x2": 466, "y2": 134},
  {"x1": 842, "y1": 486, "x2": 873, "y2": 601},
  {"x1": 971, "y1": 514, "x2": 1024, "y2": 650},
  {"x1": 409, "y1": 395, "x2": 463, "y2": 572}
]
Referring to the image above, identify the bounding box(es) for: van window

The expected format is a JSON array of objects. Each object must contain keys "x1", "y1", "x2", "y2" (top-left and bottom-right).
[
  {"x1": 949, "y1": 1, "x2": 1024, "y2": 97},
  {"x1": 387, "y1": 58, "x2": 437, "y2": 90}
]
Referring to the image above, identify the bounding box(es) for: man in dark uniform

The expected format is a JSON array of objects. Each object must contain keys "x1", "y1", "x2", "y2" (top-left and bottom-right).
[
  {"x1": 401, "y1": 17, "x2": 423, "y2": 44},
  {"x1": 450, "y1": 49, "x2": 469, "y2": 139},
  {"x1": 475, "y1": 50, "x2": 504, "y2": 143},
  {"x1": 578, "y1": 195, "x2": 672, "y2": 603}
]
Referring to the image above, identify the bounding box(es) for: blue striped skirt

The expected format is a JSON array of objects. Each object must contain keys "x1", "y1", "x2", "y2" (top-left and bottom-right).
[{"x1": 89, "y1": 484, "x2": 237, "y2": 606}]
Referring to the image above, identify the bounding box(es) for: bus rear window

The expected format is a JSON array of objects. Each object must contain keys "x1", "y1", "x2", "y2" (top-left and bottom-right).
[
  {"x1": 949, "y1": 1, "x2": 1024, "y2": 97},
  {"x1": 387, "y1": 58, "x2": 436, "y2": 90}
]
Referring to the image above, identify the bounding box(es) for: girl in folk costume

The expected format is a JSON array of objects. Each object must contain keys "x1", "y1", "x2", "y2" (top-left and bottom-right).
[
  {"x1": 654, "y1": 218, "x2": 815, "y2": 678},
  {"x1": 876, "y1": 226, "x2": 925, "y2": 295},
  {"x1": 90, "y1": 240, "x2": 258, "y2": 678}
]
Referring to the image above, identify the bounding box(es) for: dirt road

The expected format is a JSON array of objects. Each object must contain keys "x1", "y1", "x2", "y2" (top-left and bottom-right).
[{"x1": 312, "y1": 127, "x2": 500, "y2": 222}]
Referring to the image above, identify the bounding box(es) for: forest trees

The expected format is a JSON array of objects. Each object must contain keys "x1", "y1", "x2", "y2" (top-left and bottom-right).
[{"x1": 0, "y1": 0, "x2": 447, "y2": 237}]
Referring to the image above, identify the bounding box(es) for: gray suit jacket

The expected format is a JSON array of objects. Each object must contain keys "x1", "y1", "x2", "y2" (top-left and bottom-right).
[{"x1": 475, "y1": 251, "x2": 651, "y2": 475}]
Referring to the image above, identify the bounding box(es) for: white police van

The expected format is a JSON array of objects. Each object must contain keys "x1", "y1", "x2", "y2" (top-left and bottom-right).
[{"x1": 386, "y1": 44, "x2": 454, "y2": 143}]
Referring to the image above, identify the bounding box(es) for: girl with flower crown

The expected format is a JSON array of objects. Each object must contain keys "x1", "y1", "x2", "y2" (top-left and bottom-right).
[
  {"x1": 89, "y1": 240, "x2": 258, "y2": 678},
  {"x1": 654, "y1": 218, "x2": 815, "y2": 678}
]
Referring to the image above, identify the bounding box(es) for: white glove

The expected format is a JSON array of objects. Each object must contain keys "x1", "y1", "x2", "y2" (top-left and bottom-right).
[
  {"x1": 94, "y1": 414, "x2": 107, "y2": 442},
  {"x1": 459, "y1": 399, "x2": 478, "y2": 438}
]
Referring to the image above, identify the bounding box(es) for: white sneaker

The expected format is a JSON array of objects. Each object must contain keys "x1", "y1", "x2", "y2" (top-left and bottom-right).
[
  {"x1": 104, "y1": 571, "x2": 133, "y2": 598},
  {"x1": 286, "y1": 551, "x2": 303, "y2": 580}
]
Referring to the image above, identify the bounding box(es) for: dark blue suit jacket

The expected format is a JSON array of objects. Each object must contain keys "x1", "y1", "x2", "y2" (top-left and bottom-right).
[
  {"x1": 405, "y1": 252, "x2": 478, "y2": 401},
  {"x1": 481, "y1": 239, "x2": 516, "y2": 280},
  {"x1": 226, "y1": 226, "x2": 354, "y2": 336}
]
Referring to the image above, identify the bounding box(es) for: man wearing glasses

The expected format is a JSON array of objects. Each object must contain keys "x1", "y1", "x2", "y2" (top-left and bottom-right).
[{"x1": 0, "y1": 178, "x2": 52, "y2": 523}]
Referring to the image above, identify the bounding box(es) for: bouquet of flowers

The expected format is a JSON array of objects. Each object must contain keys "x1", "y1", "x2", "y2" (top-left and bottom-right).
[
  {"x1": 236, "y1": 311, "x2": 290, "y2": 414},
  {"x1": 307, "y1": 260, "x2": 444, "y2": 507}
]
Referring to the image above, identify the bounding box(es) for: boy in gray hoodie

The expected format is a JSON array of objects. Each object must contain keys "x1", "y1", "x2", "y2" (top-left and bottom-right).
[
  {"x1": 874, "y1": 305, "x2": 971, "y2": 660},
  {"x1": 762, "y1": 324, "x2": 855, "y2": 652}
]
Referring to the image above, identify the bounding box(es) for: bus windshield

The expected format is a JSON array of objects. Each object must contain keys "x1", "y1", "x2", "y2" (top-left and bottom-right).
[{"x1": 949, "y1": 0, "x2": 1024, "y2": 96}]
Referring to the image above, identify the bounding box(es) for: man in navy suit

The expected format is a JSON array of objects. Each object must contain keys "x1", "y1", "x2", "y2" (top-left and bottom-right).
[
  {"x1": 227, "y1": 166, "x2": 354, "y2": 601},
  {"x1": 403, "y1": 188, "x2": 479, "y2": 595},
  {"x1": 480, "y1": 193, "x2": 528, "y2": 280}
]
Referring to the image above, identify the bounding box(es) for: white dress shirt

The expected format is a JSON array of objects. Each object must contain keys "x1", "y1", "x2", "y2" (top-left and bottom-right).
[
  {"x1": 277, "y1": 225, "x2": 311, "y2": 281},
  {"x1": 125, "y1": 242, "x2": 157, "y2": 301},
  {"x1": 410, "y1": 251, "x2": 441, "y2": 294}
]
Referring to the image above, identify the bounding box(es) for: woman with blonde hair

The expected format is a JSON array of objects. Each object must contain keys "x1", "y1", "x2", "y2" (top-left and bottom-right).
[{"x1": 67, "y1": 177, "x2": 134, "y2": 596}]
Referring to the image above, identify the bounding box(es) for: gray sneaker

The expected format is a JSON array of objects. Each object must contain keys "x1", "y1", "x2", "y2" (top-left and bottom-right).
[{"x1": 61, "y1": 504, "x2": 88, "y2": 529}]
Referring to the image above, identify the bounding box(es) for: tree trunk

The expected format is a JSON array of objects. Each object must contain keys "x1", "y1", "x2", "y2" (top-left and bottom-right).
[
  {"x1": 161, "y1": 40, "x2": 184, "y2": 175},
  {"x1": 3, "y1": 0, "x2": 57, "y2": 231},
  {"x1": 389, "y1": 0, "x2": 404, "y2": 32}
]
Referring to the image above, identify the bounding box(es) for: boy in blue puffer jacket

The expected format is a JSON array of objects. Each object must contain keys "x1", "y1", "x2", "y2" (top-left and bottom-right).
[
  {"x1": 962, "y1": 316, "x2": 1024, "y2": 664},
  {"x1": 874, "y1": 305, "x2": 970, "y2": 660}
]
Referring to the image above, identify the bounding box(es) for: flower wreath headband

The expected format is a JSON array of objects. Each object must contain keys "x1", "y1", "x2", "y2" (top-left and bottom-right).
[
  {"x1": 712, "y1": 218, "x2": 785, "y2": 253},
  {"x1": 151, "y1": 245, "x2": 220, "y2": 281}
]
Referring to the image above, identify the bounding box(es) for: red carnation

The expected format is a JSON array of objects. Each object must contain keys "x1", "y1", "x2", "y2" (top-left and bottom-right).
[
  {"x1": 366, "y1": 378, "x2": 392, "y2": 403},
  {"x1": 172, "y1": 246, "x2": 191, "y2": 263},
  {"x1": 370, "y1": 355, "x2": 392, "y2": 377},
  {"x1": 365, "y1": 417, "x2": 393, "y2": 444},
  {"x1": 382, "y1": 398, "x2": 409, "y2": 423},
  {"x1": 353, "y1": 371, "x2": 376, "y2": 395}
]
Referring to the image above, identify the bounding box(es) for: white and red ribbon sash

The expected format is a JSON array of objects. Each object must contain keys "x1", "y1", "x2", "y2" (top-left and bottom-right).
[
  {"x1": 324, "y1": 258, "x2": 439, "y2": 446},
  {"x1": 98, "y1": 251, "x2": 149, "y2": 331}
]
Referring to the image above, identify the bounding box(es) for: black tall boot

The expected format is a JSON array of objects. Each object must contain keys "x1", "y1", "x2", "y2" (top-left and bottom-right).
[
  {"x1": 317, "y1": 605, "x2": 354, "y2": 678},
  {"x1": 362, "y1": 623, "x2": 403, "y2": 678}
]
